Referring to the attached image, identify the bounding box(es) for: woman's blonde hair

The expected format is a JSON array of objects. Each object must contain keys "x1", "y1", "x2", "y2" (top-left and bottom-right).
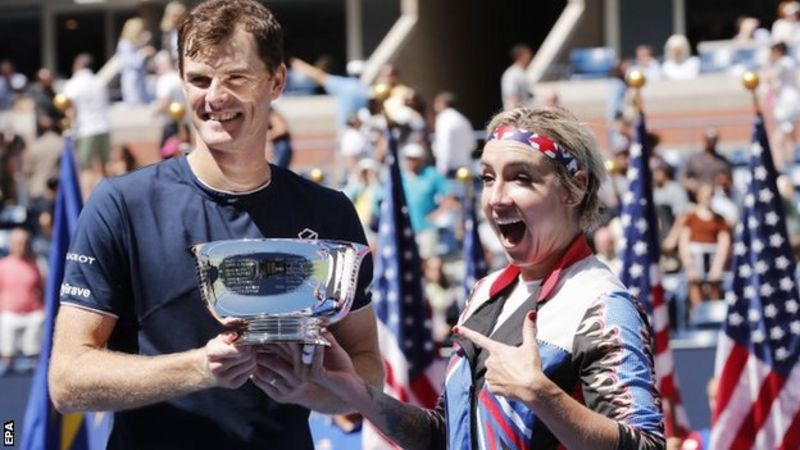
[
  {"x1": 664, "y1": 34, "x2": 691, "y2": 62},
  {"x1": 161, "y1": 1, "x2": 187, "y2": 33},
  {"x1": 120, "y1": 17, "x2": 148, "y2": 45},
  {"x1": 485, "y1": 106, "x2": 607, "y2": 231}
]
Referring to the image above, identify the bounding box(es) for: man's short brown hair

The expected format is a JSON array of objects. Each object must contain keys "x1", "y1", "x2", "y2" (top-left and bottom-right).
[{"x1": 178, "y1": 0, "x2": 284, "y2": 75}]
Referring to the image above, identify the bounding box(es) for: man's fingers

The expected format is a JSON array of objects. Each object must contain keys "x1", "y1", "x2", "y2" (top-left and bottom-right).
[{"x1": 453, "y1": 325, "x2": 497, "y2": 352}]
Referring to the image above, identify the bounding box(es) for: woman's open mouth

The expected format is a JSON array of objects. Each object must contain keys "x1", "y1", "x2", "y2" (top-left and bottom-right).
[{"x1": 496, "y1": 217, "x2": 526, "y2": 245}]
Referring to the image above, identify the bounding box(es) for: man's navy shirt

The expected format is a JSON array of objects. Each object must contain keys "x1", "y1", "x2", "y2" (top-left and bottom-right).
[{"x1": 60, "y1": 156, "x2": 373, "y2": 450}]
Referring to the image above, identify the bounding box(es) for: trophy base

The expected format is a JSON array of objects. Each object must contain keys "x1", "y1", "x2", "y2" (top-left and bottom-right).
[{"x1": 236, "y1": 316, "x2": 329, "y2": 346}]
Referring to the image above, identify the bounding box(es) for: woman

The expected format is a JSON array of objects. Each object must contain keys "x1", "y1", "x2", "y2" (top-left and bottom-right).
[
  {"x1": 661, "y1": 34, "x2": 699, "y2": 81},
  {"x1": 305, "y1": 106, "x2": 665, "y2": 449},
  {"x1": 678, "y1": 183, "x2": 731, "y2": 306},
  {"x1": 116, "y1": 17, "x2": 155, "y2": 105}
]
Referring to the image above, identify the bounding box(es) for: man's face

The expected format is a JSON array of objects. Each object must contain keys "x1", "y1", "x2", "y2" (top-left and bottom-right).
[{"x1": 182, "y1": 27, "x2": 285, "y2": 154}]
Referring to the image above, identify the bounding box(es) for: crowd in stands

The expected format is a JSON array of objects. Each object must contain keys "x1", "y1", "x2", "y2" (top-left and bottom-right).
[{"x1": 0, "y1": 0, "x2": 799, "y2": 397}]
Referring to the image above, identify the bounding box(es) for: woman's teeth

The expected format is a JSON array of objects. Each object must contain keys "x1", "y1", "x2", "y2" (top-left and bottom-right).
[{"x1": 495, "y1": 217, "x2": 523, "y2": 225}]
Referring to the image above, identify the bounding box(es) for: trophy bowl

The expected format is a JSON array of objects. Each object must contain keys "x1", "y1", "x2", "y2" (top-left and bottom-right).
[{"x1": 192, "y1": 239, "x2": 370, "y2": 346}]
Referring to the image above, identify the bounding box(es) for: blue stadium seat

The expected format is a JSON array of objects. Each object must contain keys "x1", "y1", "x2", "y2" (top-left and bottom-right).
[
  {"x1": 569, "y1": 47, "x2": 615, "y2": 79},
  {"x1": 689, "y1": 300, "x2": 728, "y2": 330},
  {"x1": 699, "y1": 46, "x2": 760, "y2": 73}
]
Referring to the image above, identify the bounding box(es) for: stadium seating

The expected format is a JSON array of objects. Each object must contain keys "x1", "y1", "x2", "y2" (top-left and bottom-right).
[
  {"x1": 688, "y1": 300, "x2": 728, "y2": 330},
  {"x1": 569, "y1": 47, "x2": 615, "y2": 79}
]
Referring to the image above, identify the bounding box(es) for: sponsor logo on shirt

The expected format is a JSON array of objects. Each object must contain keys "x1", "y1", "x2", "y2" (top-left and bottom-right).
[
  {"x1": 66, "y1": 253, "x2": 96, "y2": 264},
  {"x1": 298, "y1": 228, "x2": 318, "y2": 240},
  {"x1": 60, "y1": 282, "x2": 92, "y2": 298}
]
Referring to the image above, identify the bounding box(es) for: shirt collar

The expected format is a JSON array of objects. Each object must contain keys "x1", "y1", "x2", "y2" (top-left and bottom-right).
[{"x1": 488, "y1": 234, "x2": 592, "y2": 303}]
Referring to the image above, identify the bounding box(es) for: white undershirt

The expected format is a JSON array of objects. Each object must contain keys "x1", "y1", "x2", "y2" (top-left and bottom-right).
[{"x1": 491, "y1": 278, "x2": 541, "y2": 334}]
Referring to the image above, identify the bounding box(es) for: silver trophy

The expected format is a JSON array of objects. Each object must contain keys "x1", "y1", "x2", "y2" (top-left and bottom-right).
[{"x1": 192, "y1": 239, "x2": 369, "y2": 346}]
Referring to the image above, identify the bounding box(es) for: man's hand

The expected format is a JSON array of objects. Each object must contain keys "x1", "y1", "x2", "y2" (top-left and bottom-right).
[
  {"x1": 454, "y1": 310, "x2": 547, "y2": 405},
  {"x1": 203, "y1": 331, "x2": 256, "y2": 389}
]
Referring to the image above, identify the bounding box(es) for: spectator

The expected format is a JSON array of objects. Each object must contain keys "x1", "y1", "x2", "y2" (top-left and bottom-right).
[
  {"x1": 423, "y1": 255, "x2": 458, "y2": 344},
  {"x1": 160, "y1": 1, "x2": 187, "y2": 62},
  {"x1": 763, "y1": 41, "x2": 800, "y2": 170},
  {"x1": 26, "y1": 68, "x2": 64, "y2": 137},
  {"x1": 500, "y1": 43, "x2": 534, "y2": 110},
  {"x1": 734, "y1": 16, "x2": 770, "y2": 44},
  {"x1": 661, "y1": 34, "x2": 700, "y2": 81},
  {"x1": 652, "y1": 156, "x2": 689, "y2": 242},
  {"x1": 117, "y1": 17, "x2": 157, "y2": 105},
  {"x1": 432, "y1": 91, "x2": 476, "y2": 178},
  {"x1": 63, "y1": 53, "x2": 111, "y2": 199},
  {"x1": 0, "y1": 60, "x2": 25, "y2": 110},
  {"x1": 399, "y1": 142, "x2": 454, "y2": 258},
  {"x1": 152, "y1": 51, "x2": 187, "y2": 149},
  {"x1": 266, "y1": 106, "x2": 293, "y2": 169},
  {"x1": 0, "y1": 228, "x2": 44, "y2": 374},
  {"x1": 633, "y1": 45, "x2": 662, "y2": 81},
  {"x1": 680, "y1": 127, "x2": 732, "y2": 200},
  {"x1": 593, "y1": 224, "x2": 621, "y2": 275},
  {"x1": 772, "y1": 1, "x2": 800, "y2": 44},
  {"x1": 23, "y1": 116, "x2": 63, "y2": 216},
  {"x1": 342, "y1": 157, "x2": 381, "y2": 242},
  {"x1": 0, "y1": 126, "x2": 25, "y2": 205},
  {"x1": 289, "y1": 57, "x2": 369, "y2": 132},
  {"x1": 679, "y1": 184, "x2": 731, "y2": 306}
]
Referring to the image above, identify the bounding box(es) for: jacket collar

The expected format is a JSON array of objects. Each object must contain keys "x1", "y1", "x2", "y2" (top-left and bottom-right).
[{"x1": 488, "y1": 234, "x2": 592, "y2": 303}]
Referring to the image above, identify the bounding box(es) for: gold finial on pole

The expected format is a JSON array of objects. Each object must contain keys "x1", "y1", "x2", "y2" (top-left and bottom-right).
[
  {"x1": 625, "y1": 69, "x2": 646, "y2": 112},
  {"x1": 742, "y1": 71, "x2": 761, "y2": 115},
  {"x1": 455, "y1": 167, "x2": 472, "y2": 183},
  {"x1": 53, "y1": 93, "x2": 71, "y2": 112},
  {"x1": 168, "y1": 102, "x2": 186, "y2": 122},
  {"x1": 53, "y1": 94, "x2": 72, "y2": 130},
  {"x1": 309, "y1": 168, "x2": 325, "y2": 184}
]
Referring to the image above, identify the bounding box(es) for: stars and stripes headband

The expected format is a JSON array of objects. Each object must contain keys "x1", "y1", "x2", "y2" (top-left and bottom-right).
[{"x1": 487, "y1": 125, "x2": 579, "y2": 174}]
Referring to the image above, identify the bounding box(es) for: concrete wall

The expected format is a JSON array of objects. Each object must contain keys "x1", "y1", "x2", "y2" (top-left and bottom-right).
[{"x1": 389, "y1": 0, "x2": 566, "y2": 128}]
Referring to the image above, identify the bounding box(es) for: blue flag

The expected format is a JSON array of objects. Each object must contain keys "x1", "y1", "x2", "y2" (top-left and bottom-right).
[
  {"x1": 21, "y1": 138, "x2": 110, "y2": 450},
  {"x1": 461, "y1": 185, "x2": 487, "y2": 308}
]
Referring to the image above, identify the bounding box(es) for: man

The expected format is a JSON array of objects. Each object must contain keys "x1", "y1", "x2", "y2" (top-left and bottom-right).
[
  {"x1": 62, "y1": 53, "x2": 111, "y2": 199},
  {"x1": 680, "y1": 127, "x2": 732, "y2": 200},
  {"x1": 289, "y1": 56, "x2": 369, "y2": 132},
  {"x1": 48, "y1": 2, "x2": 383, "y2": 449},
  {"x1": 152, "y1": 50, "x2": 187, "y2": 148},
  {"x1": 26, "y1": 68, "x2": 64, "y2": 137},
  {"x1": 432, "y1": 91, "x2": 476, "y2": 177},
  {"x1": 0, "y1": 228, "x2": 44, "y2": 374},
  {"x1": 400, "y1": 142, "x2": 454, "y2": 259},
  {"x1": 500, "y1": 43, "x2": 533, "y2": 110}
]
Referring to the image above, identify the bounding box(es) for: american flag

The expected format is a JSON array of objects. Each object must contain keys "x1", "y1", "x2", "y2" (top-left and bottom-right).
[
  {"x1": 461, "y1": 183, "x2": 488, "y2": 308},
  {"x1": 711, "y1": 116, "x2": 800, "y2": 450},
  {"x1": 363, "y1": 130, "x2": 442, "y2": 449},
  {"x1": 619, "y1": 111, "x2": 691, "y2": 438}
]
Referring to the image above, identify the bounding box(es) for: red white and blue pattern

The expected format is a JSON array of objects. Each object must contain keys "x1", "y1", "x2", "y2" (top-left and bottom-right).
[
  {"x1": 444, "y1": 238, "x2": 664, "y2": 449},
  {"x1": 711, "y1": 116, "x2": 800, "y2": 450},
  {"x1": 487, "y1": 125, "x2": 579, "y2": 174},
  {"x1": 619, "y1": 112, "x2": 690, "y2": 438},
  {"x1": 362, "y1": 129, "x2": 442, "y2": 450}
]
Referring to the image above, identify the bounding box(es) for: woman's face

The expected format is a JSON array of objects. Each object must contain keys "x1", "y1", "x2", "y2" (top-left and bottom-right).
[{"x1": 480, "y1": 139, "x2": 580, "y2": 279}]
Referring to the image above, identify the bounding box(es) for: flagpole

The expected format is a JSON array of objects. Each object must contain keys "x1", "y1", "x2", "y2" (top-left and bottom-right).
[
  {"x1": 625, "y1": 69, "x2": 646, "y2": 113},
  {"x1": 741, "y1": 70, "x2": 761, "y2": 116}
]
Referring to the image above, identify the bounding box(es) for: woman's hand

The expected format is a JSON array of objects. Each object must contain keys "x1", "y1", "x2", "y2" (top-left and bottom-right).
[{"x1": 454, "y1": 310, "x2": 548, "y2": 405}]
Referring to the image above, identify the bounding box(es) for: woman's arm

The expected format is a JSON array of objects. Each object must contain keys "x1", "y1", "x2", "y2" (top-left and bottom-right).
[{"x1": 308, "y1": 333, "x2": 446, "y2": 450}]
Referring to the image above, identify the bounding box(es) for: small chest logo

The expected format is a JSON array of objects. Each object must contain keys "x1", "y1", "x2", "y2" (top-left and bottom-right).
[{"x1": 298, "y1": 228, "x2": 318, "y2": 240}]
